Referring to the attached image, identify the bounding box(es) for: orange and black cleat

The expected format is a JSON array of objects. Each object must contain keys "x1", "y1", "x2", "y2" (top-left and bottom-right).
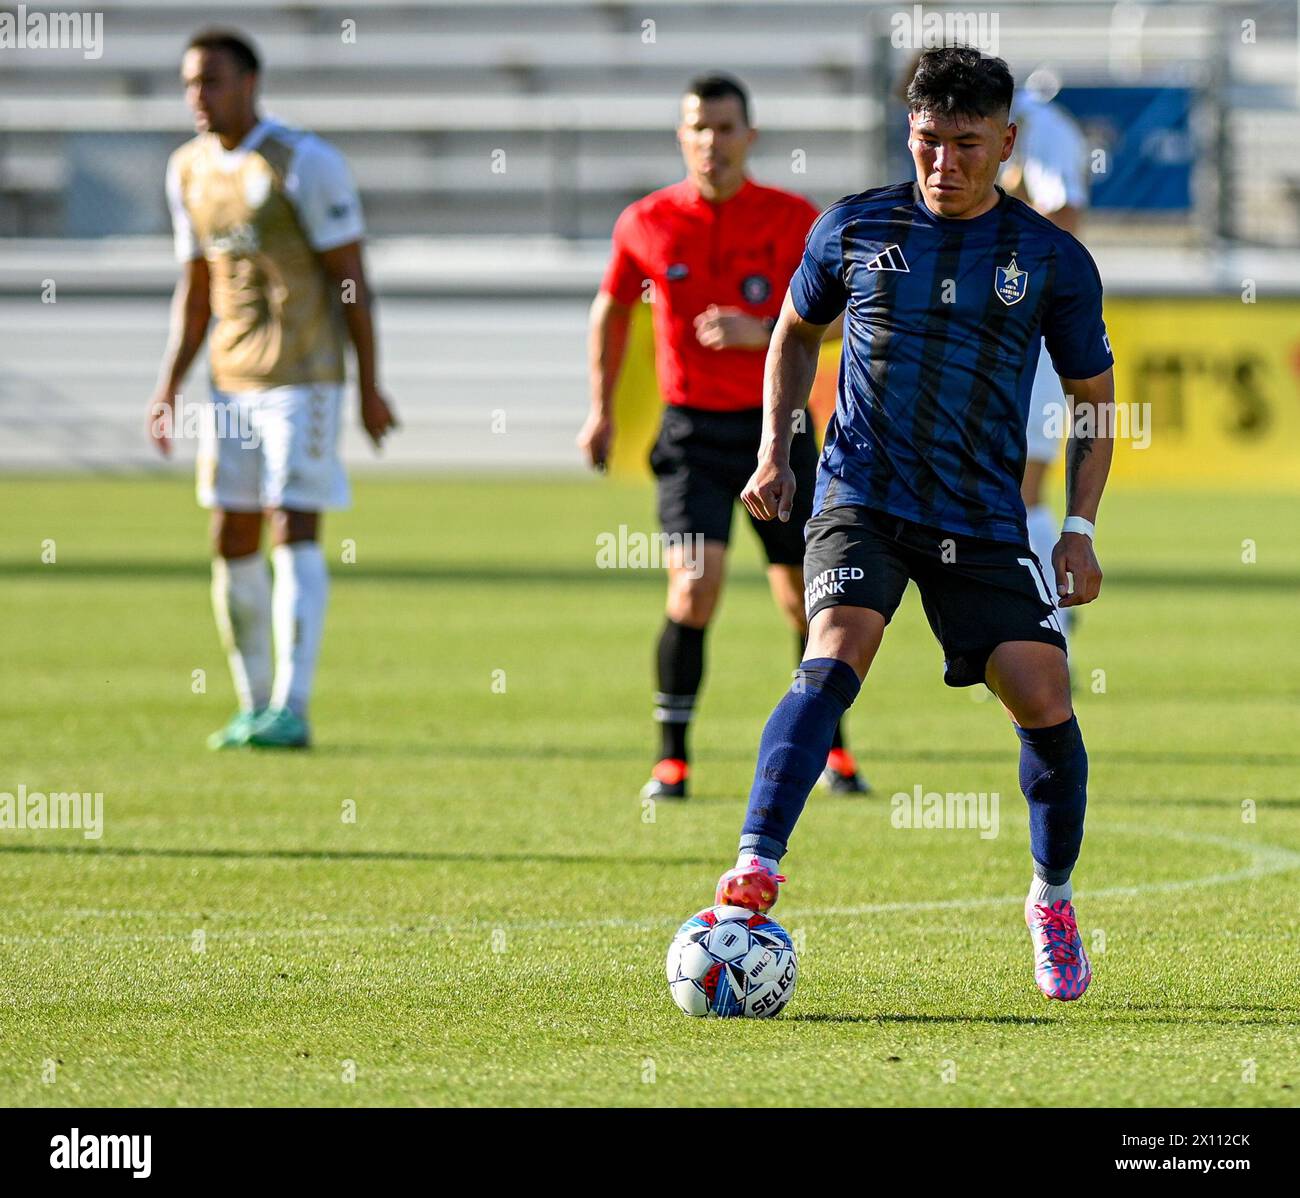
[
  {"x1": 640, "y1": 757, "x2": 689, "y2": 800},
  {"x1": 821, "y1": 747, "x2": 871, "y2": 795}
]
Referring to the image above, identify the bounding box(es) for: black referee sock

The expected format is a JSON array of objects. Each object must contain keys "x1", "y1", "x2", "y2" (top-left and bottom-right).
[
  {"x1": 655, "y1": 619, "x2": 706, "y2": 762},
  {"x1": 799, "y1": 632, "x2": 846, "y2": 754}
]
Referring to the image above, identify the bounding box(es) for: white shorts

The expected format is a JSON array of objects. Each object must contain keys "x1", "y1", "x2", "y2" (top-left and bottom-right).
[
  {"x1": 196, "y1": 382, "x2": 351, "y2": 512},
  {"x1": 1024, "y1": 341, "x2": 1068, "y2": 465}
]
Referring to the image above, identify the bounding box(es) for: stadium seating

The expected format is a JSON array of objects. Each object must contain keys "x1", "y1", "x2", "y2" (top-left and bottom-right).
[
  {"x1": 3, "y1": 0, "x2": 1297, "y2": 241},
  {"x1": 3, "y1": 1, "x2": 1299, "y2": 473}
]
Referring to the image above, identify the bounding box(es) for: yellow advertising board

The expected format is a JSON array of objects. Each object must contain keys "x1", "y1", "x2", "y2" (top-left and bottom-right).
[
  {"x1": 1098, "y1": 297, "x2": 1300, "y2": 490},
  {"x1": 610, "y1": 297, "x2": 1300, "y2": 492}
]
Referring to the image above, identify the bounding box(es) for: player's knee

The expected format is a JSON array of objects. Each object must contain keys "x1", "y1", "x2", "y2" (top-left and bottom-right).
[
  {"x1": 212, "y1": 511, "x2": 262, "y2": 559},
  {"x1": 806, "y1": 611, "x2": 879, "y2": 678},
  {"x1": 804, "y1": 639, "x2": 871, "y2": 679},
  {"x1": 667, "y1": 580, "x2": 718, "y2": 628},
  {"x1": 1012, "y1": 689, "x2": 1074, "y2": 730},
  {"x1": 996, "y1": 661, "x2": 1071, "y2": 726},
  {"x1": 767, "y1": 569, "x2": 806, "y2": 632},
  {"x1": 268, "y1": 508, "x2": 320, "y2": 546}
]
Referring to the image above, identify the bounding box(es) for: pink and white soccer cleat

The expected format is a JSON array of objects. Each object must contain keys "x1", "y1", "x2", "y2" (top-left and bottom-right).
[
  {"x1": 715, "y1": 858, "x2": 786, "y2": 914},
  {"x1": 1025, "y1": 898, "x2": 1092, "y2": 1001}
]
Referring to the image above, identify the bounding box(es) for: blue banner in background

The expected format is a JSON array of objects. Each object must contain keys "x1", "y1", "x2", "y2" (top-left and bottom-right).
[{"x1": 1055, "y1": 86, "x2": 1195, "y2": 211}]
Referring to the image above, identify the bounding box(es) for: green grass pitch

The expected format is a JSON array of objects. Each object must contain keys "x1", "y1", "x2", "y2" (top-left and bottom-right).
[{"x1": 1, "y1": 475, "x2": 1298, "y2": 1107}]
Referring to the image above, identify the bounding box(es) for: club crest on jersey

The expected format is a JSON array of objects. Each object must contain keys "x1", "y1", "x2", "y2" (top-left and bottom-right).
[
  {"x1": 741, "y1": 273, "x2": 771, "y2": 303},
  {"x1": 995, "y1": 253, "x2": 1029, "y2": 306},
  {"x1": 666, "y1": 262, "x2": 690, "y2": 281}
]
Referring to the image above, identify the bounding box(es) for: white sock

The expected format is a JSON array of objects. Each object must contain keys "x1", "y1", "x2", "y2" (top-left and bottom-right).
[
  {"x1": 270, "y1": 541, "x2": 329, "y2": 718},
  {"x1": 1028, "y1": 876, "x2": 1072, "y2": 907},
  {"x1": 736, "y1": 852, "x2": 781, "y2": 875},
  {"x1": 1026, "y1": 502, "x2": 1070, "y2": 642},
  {"x1": 211, "y1": 554, "x2": 272, "y2": 712}
]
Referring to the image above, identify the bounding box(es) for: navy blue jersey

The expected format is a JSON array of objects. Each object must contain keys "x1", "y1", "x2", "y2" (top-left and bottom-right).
[{"x1": 791, "y1": 182, "x2": 1113, "y2": 543}]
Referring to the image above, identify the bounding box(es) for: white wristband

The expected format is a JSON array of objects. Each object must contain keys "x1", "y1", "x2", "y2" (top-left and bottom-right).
[{"x1": 1062, "y1": 516, "x2": 1095, "y2": 540}]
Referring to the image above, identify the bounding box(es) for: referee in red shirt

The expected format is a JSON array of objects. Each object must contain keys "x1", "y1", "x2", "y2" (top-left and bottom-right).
[{"x1": 578, "y1": 74, "x2": 867, "y2": 800}]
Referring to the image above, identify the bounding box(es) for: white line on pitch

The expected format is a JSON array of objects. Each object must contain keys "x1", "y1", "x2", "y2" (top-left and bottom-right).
[{"x1": 6, "y1": 825, "x2": 1295, "y2": 944}]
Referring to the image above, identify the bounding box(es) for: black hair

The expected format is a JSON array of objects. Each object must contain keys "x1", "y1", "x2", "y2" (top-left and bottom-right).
[
  {"x1": 186, "y1": 28, "x2": 260, "y2": 75},
  {"x1": 685, "y1": 73, "x2": 751, "y2": 125},
  {"x1": 906, "y1": 46, "x2": 1013, "y2": 120}
]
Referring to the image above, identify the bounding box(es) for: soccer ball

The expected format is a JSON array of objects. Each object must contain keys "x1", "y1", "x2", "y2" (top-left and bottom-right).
[{"x1": 666, "y1": 904, "x2": 798, "y2": 1018}]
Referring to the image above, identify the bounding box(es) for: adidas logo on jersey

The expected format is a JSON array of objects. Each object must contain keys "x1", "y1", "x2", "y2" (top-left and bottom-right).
[{"x1": 865, "y1": 244, "x2": 909, "y2": 272}]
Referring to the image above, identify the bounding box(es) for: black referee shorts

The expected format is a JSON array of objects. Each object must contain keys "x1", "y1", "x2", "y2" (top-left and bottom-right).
[
  {"x1": 803, "y1": 495, "x2": 1067, "y2": 687},
  {"x1": 649, "y1": 404, "x2": 817, "y2": 567}
]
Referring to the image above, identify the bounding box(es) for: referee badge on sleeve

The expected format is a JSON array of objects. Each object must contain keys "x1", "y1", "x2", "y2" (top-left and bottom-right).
[{"x1": 994, "y1": 254, "x2": 1029, "y2": 306}]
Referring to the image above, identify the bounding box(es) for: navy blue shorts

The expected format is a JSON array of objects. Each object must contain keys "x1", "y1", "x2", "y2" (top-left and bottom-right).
[{"x1": 802, "y1": 501, "x2": 1067, "y2": 687}]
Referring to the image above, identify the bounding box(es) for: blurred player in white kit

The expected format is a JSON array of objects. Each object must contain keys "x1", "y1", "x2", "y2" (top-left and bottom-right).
[{"x1": 1001, "y1": 69, "x2": 1092, "y2": 642}]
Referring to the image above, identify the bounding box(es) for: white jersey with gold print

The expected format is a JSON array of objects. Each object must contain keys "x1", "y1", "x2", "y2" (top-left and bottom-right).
[{"x1": 166, "y1": 118, "x2": 365, "y2": 392}]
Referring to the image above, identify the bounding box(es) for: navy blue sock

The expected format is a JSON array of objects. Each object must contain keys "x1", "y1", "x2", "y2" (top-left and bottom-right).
[
  {"x1": 799, "y1": 633, "x2": 846, "y2": 752},
  {"x1": 739, "y1": 658, "x2": 862, "y2": 860},
  {"x1": 1016, "y1": 715, "x2": 1088, "y2": 884}
]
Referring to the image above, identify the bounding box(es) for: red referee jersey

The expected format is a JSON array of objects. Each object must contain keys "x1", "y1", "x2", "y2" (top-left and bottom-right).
[{"x1": 600, "y1": 178, "x2": 821, "y2": 412}]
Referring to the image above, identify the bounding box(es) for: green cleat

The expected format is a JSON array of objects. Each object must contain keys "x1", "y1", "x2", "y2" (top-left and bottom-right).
[
  {"x1": 246, "y1": 706, "x2": 311, "y2": 749},
  {"x1": 206, "y1": 709, "x2": 265, "y2": 751}
]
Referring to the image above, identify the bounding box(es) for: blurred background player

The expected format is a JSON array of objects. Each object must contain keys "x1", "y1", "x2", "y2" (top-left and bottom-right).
[
  {"x1": 578, "y1": 73, "x2": 866, "y2": 800},
  {"x1": 1000, "y1": 69, "x2": 1091, "y2": 644},
  {"x1": 149, "y1": 29, "x2": 398, "y2": 749}
]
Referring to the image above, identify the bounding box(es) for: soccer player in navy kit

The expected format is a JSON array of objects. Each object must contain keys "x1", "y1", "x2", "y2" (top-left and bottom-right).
[{"x1": 713, "y1": 48, "x2": 1116, "y2": 1001}]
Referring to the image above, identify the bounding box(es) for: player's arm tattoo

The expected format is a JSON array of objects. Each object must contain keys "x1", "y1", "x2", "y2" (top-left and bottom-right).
[
  {"x1": 1060, "y1": 371, "x2": 1116, "y2": 520},
  {"x1": 1065, "y1": 428, "x2": 1094, "y2": 504}
]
